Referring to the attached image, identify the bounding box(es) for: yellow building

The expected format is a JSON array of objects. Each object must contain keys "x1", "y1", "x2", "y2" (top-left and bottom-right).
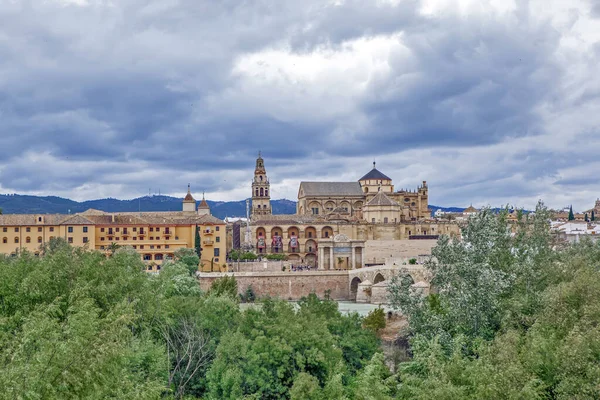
[{"x1": 0, "y1": 187, "x2": 226, "y2": 272}]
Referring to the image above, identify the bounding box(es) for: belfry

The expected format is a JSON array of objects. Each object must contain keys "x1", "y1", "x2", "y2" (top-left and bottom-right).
[{"x1": 251, "y1": 152, "x2": 272, "y2": 217}]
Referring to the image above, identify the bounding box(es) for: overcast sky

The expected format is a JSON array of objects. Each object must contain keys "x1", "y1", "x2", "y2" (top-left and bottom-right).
[{"x1": 1, "y1": 0, "x2": 599, "y2": 211}]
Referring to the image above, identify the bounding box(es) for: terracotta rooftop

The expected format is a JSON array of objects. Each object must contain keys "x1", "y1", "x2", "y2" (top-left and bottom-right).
[{"x1": 365, "y1": 191, "x2": 399, "y2": 207}]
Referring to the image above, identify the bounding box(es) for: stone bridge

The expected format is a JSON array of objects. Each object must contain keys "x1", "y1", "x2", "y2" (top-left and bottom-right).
[{"x1": 347, "y1": 264, "x2": 429, "y2": 302}]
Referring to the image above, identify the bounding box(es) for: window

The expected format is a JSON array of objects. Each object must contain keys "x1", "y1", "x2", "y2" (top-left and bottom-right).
[
  {"x1": 214, "y1": 248, "x2": 220, "y2": 257},
  {"x1": 133, "y1": 237, "x2": 137, "y2": 241},
  {"x1": 26, "y1": 237, "x2": 31, "y2": 243},
  {"x1": 133, "y1": 227, "x2": 137, "y2": 232},
  {"x1": 37, "y1": 237, "x2": 42, "y2": 243},
  {"x1": 15, "y1": 227, "x2": 19, "y2": 232},
  {"x1": 139, "y1": 228, "x2": 144, "y2": 234},
  {"x1": 115, "y1": 237, "x2": 119, "y2": 241},
  {"x1": 2, "y1": 228, "x2": 6, "y2": 232},
  {"x1": 384, "y1": 217, "x2": 388, "y2": 223},
  {"x1": 83, "y1": 226, "x2": 88, "y2": 233},
  {"x1": 155, "y1": 254, "x2": 163, "y2": 260},
  {"x1": 83, "y1": 237, "x2": 88, "y2": 243},
  {"x1": 108, "y1": 236, "x2": 113, "y2": 241},
  {"x1": 311, "y1": 208, "x2": 319, "y2": 215},
  {"x1": 49, "y1": 236, "x2": 54, "y2": 240},
  {"x1": 324, "y1": 232, "x2": 329, "y2": 238},
  {"x1": 14, "y1": 237, "x2": 19, "y2": 243},
  {"x1": 50, "y1": 227, "x2": 54, "y2": 232},
  {"x1": 2, "y1": 237, "x2": 6, "y2": 243},
  {"x1": 101, "y1": 237, "x2": 105, "y2": 241},
  {"x1": 150, "y1": 245, "x2": 154, "y2": 249},
  {"x1": 38, "y1": 217, "x2": 42, "y2": 222},
  {"x1": 133, "y1": 245, "x2": 137, "y2": 249},
  {"x1": 150, "y1": 227, "x2": 154, "y2": 232},
  {"x1": 214, "y1": 258, "x2": 219, "y2": 262},
  {"x1": 165, "y1": 245, "x2": 170, "y2": 249},
  {"x1": 216, "y1": 236, "x2": 220, "y2": 242},
  {"x1": 38, "y1": 227, "x2": 42, "y2": 232},
  {"x1": 108, "y1": 228, "x2": 113, "y2": 234},
  {"x1": 140, "y1": 245, "x2": 144, "y2": 249},
  {"x1": 372, "y1": 218, "x2": 375, "y2": 223},
  {"x1": 308, "y1": 232, "x2": 313, "y2": 238},
  {"x1": 216, "y1": 226, "x2": 220, "y2": 231},
  {"x1": 123, "y1": 228, "x2": 127, "y2": 234},
  {"x1": 68, "y1": 227, "x2": 73, "y2": 233},
  {"x1": 149, "y1": 237, "x2": 153, "y2": 240},
  {"x1": 26, "y1": 227, "x2": 31, "y2": 232},
  {"x1": 116, "y1": 227, "x2": 120, "y2": 232},
  {"x1": 68, "y1": 237, "x2": 73, "y2": 244},
  {"x1": 157, "y1": 245, "x2": 161, "y2": 249},
  {"x1": 143, "y1": 254, "x2": 152, "y2": 261},
  {"x1": 101, "y1": 228, "x2": 105, "y2": 232},
  {"x1": 155, "y1": 227, "x2": 160, "y2": 232}
]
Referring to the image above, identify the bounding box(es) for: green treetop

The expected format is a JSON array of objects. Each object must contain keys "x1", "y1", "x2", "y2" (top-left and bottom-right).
[{"x1": 568, "y1": 205, "x2": 575, "y2": 221}]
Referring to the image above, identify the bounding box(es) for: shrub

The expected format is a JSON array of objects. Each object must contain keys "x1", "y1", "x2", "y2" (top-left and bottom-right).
[{"x1": 363, "y1": 307, "x2": 386, "y2": 332}]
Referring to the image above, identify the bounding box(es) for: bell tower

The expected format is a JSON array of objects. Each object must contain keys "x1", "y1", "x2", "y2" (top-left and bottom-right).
[{"x1": 251, "y1": 151, "x2": 272, "y2": 217}]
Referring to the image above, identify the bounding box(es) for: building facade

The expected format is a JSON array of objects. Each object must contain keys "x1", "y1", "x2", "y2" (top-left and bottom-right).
[
  {"x1": 244, "y1": 154, "x2": 460, "y2": 268},
  {"x1": 0, "y1": 187, "x2": 226, "y2": 272}
]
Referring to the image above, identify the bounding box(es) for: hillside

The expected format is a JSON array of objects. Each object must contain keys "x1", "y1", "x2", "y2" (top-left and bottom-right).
[{"x1": 0, "y1": 194, "x2": 297, "y2": 220}]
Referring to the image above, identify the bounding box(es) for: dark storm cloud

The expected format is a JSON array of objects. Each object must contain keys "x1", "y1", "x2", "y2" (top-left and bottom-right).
[{"x1": 0, "y1": 0, "x2": 597, "y2": 208}]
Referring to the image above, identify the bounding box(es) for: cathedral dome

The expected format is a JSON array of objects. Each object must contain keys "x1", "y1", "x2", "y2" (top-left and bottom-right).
[{"x1": 359, "y1": 162, "x2": 392, "y2": 181}]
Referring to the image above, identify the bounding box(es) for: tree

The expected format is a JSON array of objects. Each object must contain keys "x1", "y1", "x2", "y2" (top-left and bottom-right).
[
  {"x1": 194, "y1": 225, "x2": 202, "y2": 258},
  {"x1": 592, "y1": 210, "x2": 596, "y2": 221},
  {"x1": 159, "y1": 317, "x2": 213, "y2": 398},
  {"x1": 209, "y1": 275, "x2": 238, "y2": 300},
  {"x1": 568, "y1": 205, "x2": 575, "y2": 221},
  {"x1": 585, "y1": 213, "x2": 589, "y2": 222},
  {"x1": 174, "y1": 247, "x2": 200, "y2": 275},
  {"x1": 363, "y1": 307, "x2": 386, "y2": 332}
]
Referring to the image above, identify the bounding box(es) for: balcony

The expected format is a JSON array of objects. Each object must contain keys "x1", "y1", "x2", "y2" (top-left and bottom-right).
[
  {"x1": 203, "y1": 229, "x2": 213, "y2": 235},
  {"x1": 203, "y1": 239, "x2": 215, "y2": 246}
]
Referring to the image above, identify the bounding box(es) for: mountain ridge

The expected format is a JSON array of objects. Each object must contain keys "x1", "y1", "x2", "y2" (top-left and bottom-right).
[{"x1": 0, "y1": 194, "x2": 480, "y2": 220}]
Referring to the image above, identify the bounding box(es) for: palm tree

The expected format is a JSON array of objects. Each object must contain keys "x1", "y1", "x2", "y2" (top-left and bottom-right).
[{"x1": 108, "y1": 242, "x2": 121, "y2": 256}]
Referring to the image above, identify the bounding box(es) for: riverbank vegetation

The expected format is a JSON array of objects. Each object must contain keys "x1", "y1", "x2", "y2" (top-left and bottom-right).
[
  {"x1": 387, "y1": 202, "x2": 600, "y2": 399},
  {"x1": 0, "y1": 239, "x2": 379, "y2": 399}
]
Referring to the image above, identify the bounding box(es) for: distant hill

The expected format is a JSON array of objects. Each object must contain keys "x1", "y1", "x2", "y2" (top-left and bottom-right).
[
  {"x1": 1, "y1": 194, "x2": 510, "y2": 220},
  {"x1": 0, "y1": 194, "x2": 297, "y2": 220}
]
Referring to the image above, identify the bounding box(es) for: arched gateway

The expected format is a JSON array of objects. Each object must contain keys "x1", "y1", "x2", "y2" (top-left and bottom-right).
[{"x1": 317, "y1": 234, "x2": 365, "y2": 270}]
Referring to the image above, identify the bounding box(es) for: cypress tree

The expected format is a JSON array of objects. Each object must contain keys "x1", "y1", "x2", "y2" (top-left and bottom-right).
[
  {"x1": 194, "y1": 225, "x2": 202, "y2": 258},
  {"x1": 568, "y1": 206, "x2": 575, "y2": 221},
  {"x1": 592, "y1": 210, "x2": 596, "y2": 221},
  {"x1": 585, "y1": 213, "x2": 589, "y2": 222}
]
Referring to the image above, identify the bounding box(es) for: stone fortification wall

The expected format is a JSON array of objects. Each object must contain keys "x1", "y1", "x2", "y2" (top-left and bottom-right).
[
  {"x1": 199, "y1": 271, "x2": 349, "y2": 300},
  {"x1": 364, "y1": 239, "x2": 437, "y2": 265}
]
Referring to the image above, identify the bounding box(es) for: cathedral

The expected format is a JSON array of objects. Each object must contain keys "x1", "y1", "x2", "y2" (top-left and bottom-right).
[{"x1": 243, "y1": 153, "x2": 459, "y2": 269}]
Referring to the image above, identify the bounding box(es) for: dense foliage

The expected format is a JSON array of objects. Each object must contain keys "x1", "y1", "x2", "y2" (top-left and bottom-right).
[
  {"x1": 0, "y1": 241, "x2": 379, "y2": 399},
  {"x1": 387, "y1": 202, "x2": 600, "y2": 399}
]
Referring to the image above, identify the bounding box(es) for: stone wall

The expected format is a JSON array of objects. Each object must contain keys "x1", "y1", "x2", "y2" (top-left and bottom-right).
[{"x1": 198, "y1": 271, "x2": 349, "y2": 300}]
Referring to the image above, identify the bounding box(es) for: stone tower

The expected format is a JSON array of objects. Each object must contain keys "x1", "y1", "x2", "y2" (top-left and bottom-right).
[
  {"x1": 198, "y1": 192, "x2": 211, "y2": 216},
  {"x1": 251, "y1": 152, "x2": 272, "y2": 217},
  {"x1": 182, "y1": 184, "x2": 196, "y2": 213}
]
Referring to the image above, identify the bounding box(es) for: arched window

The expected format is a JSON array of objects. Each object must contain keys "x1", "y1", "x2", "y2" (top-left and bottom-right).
[
  {"x1": 258, "y1": 205, "x2": 261, "y2": 209},
  {"x1": 26, "y1": 237, "x2": 31, "y2": 243},
  {"x1": 255, "y1": 189, "x2": 259, "y2": 197},
  {"x1": 260, "y1": 175, "x2": 263, "y2": 181},
  {"x1": 14, "y1": 237, "x2": 19, "y2": 243},
  {"x1": 265, "y1": 189, "x2": 268, "y2": 196},
  {"x1": 38, "y1": 237, "x2": 42, "y2": 243},
  {"x1": 260, "y1": 188, "x2": 264, "y2": 196},
  {"x1": 2, "y1": 237, "x2": 6, "y2": 244}
]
